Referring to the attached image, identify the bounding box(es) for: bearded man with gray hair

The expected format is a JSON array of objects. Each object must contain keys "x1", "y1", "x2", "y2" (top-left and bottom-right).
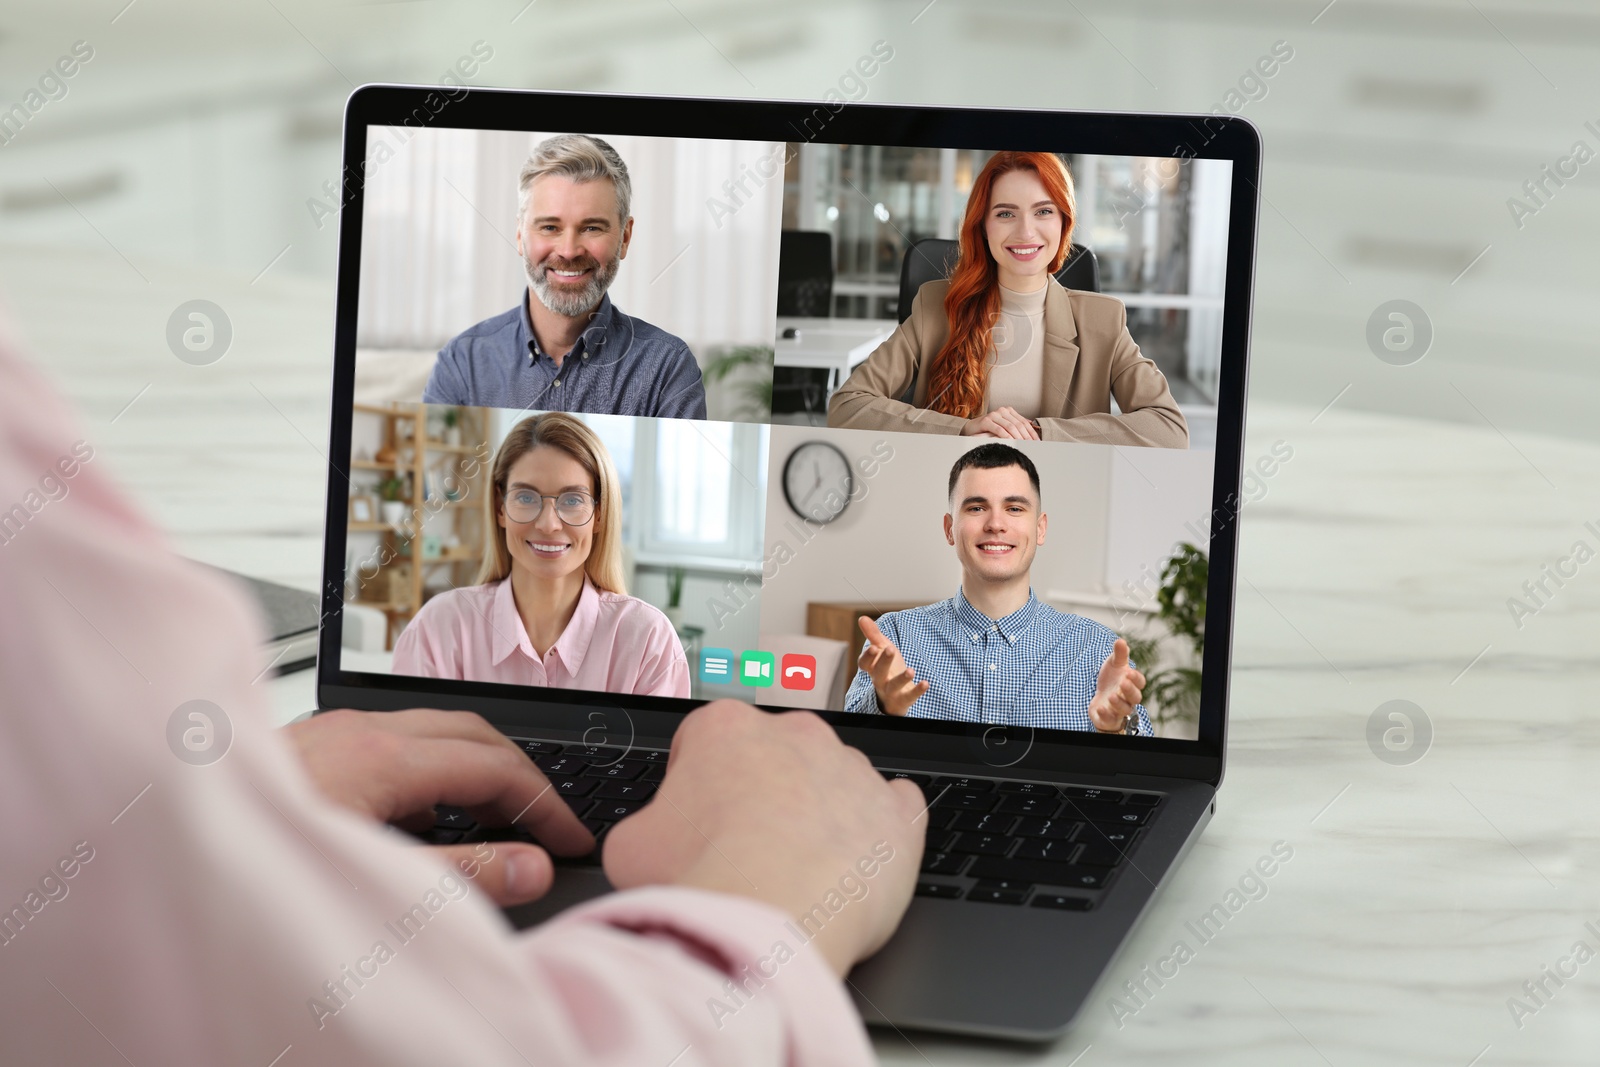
[{"x1": 424, "y1": 134, "x2": 707, "y2": 419}]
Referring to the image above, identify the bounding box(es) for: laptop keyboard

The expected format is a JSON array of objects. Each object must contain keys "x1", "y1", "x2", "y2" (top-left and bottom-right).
[
  {"x1": 888, "y1": 771, "x2": 1158, "y2": 910},
  {"x1": 420, "y1": 741, "x2": 1160, "y2": 910}
]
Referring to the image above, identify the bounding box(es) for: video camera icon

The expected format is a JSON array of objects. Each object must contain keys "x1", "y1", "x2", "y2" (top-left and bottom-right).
[{"x1": 739, "y1": 650, "x2": 775, "y2": 687}]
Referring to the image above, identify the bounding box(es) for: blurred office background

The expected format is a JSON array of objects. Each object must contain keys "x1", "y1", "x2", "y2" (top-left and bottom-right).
[{"x1": 0, "y1": 0, "x2": 1594, "y2": 638}]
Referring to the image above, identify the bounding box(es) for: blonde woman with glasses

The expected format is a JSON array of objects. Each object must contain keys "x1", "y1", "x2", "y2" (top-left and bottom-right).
[{"x1": 394, "y1": 412, "x2": 690, "y2": 696}]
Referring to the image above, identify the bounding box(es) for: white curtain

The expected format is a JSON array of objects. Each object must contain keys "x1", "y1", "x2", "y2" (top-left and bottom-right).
[
  {"x1": 357, "y1": 126, "x2": 783, "y2": 357},
  {"x1": 1184, "y1": 158, "x2": 1232, "y2": 401}
]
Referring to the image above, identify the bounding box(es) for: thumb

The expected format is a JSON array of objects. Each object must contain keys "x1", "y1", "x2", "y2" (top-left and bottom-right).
[{"x1": 433, "y1": 841, "x2": 555, "y2": 906}]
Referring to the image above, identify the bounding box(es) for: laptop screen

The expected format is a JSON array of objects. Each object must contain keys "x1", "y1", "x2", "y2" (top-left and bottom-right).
[{"x1": 323, "y1": 89, "x2": 1259, "y2": 762}]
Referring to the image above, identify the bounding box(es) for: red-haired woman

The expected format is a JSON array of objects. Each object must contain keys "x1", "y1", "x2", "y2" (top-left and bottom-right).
[{"x1": 827, "y1": 152, "x2": 1188, "y2": 447}]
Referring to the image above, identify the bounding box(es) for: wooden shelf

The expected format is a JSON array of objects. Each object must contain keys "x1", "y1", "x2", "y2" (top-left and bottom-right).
[
  {"x1": 350, "y1": 459, "x2": 400, "y2": 471},
  {"x1": 348, "y1": 521, "x2": 396, "y2": 533},
  {"x1": 353, "y1": 402, "x2": 416, "y2": 418}
]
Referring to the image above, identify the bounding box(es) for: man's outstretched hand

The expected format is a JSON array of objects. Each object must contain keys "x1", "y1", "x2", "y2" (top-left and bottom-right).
[
  {"x1": 1088, "y1": 639, "x2": 1147, "y2": 733},
  {"x1": 284, "y1": 709, "x2": 594, "y2": 906},
  {"x1": 857, "y1": 615, "x2": 929, "y2": 717}
]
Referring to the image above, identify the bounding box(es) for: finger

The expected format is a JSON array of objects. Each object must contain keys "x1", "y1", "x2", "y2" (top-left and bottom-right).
[
  {"x1": 1126, "y1": 667, "x2": 1146, "y2": 690},
  {"x1": 1098, "y1": 640, "x2": 1130, "y2": 688},
  {"x1": 858, "y1": 615, "x2": 888, "y2": 648},
  {"x1": 358, "y1": 709, "x2": 519, "y2": 751},
  {"x1": 1119, "y1": 678, "x2": 1143, "y2": 706},
  {"x1": 390, "y1": 737, "x2": 594, "y2": 857},
  {"x1": 886, "y1": 777, "x2": 927, "y2": 822},
  {"x1": 433, "y1": 841, "x2": 555, "y2": 906}
]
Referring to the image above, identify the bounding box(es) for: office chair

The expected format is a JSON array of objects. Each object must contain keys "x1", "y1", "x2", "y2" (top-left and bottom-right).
[
  {"x1": 895, "y1": 238, "x2": 1100, "y2": 323},
  {"x1": 772, "y1": 230, "x2": 838, "y2": 417},
  {"x1": 776, "y1": 230, "x2": 835, "y2": 318}
]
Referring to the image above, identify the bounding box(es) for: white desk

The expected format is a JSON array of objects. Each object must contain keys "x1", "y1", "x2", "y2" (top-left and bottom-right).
[
  {"x1": 12, "y1": 246, "x2": 1597, "y2": 1064},
  {"x1": 772, "y1": 315, "x2": 896, "y2": 392}
]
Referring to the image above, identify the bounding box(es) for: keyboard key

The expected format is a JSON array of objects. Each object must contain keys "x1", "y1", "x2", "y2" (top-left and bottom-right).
[
  {"x1": 514, "y1": 739, "x2": 564, "y2": 756},
  {"x1": 920, "y1": 851, "x2": 969, "y2": 876},
  {"x1": 949, "y1": 833, "x2": 1013, "y2": 856},
  {"x1": 433, "y1": 805, "x2": 475, "y2": 830},
  {"x1": 933, "y1": 790, "x2": 998, "y2": 812},
  {"x1": 1063, "y1": 800, "x2": 1148, "y2": 825},
  {"x1": 882, "y1": 771, "x2": 932, "y2": 787},
  {"x1": 552, "y1": 777, "x2": 597, "y2": 798},
  {"x1": 995, "y1": 795, "x2": 1062, "y2": 817},
  {"x1": 972, "y1": 875, "x2": 1032, "y2": 892},
  {"x1": 1015, "y1": 817, "x2": 1081, "y2": 840},
  {"x1": 967, "y1": 857, "x2": 1109, "y2": 889},
  {"x1": 997, "y1": 781, "x2": 1059, "y2": 796},
  {"x1": 932, "y1": 776, "x2": 996, "y2": 793},
  {"x1": 1077, "y1": 838, "x2": 1137, "y2": 867},
  {"x1": 583, "y1": 759, "x2": 649, "y2": 780},
  {"x1": 416, "y1": 827, "x2": 463, "y2": 846},
  {"x1": 535, "y1": 754, "x2": 583, "y2": 777},
  {"x1": 1088, "y1": 825, "x2": 1139, "y2": 851},
  {"x1": 915, "y1": 881, "x2": 964, "y2": 899},
  {"x1": 1033, "y1": 894, "x2": 1093, "y2": 911},
  {"x1": 947, "y1": 811, "x2": 1018, "y2": 834},
  {"x1": 1063, "y1": 787, "x2": 1125, "y2": 803},
  {"x1": 967, "y1": 884, "x2": 1027, "y2": 905},
  {"x1": 594, "y1": 780, "x2": 654, "y2": 801},
  {"x1": 587, "y1": 799, "x2": 648, "y2": 822},
  {"x1": 636, "y1": 749, "x2": 670, "y2": 763},
  {"x1": 1125, "y1": 792, "x2": 1161, "y2": 806},
  {"x1": 1014, "y1": 838, "x2": 1080, "y2": 863},
  {"x1": 561, "y1": 794, "x2": 591, "y2": 813},
  {"x1": 641, "y1": 764, "x2": 666, "y2": 782}
]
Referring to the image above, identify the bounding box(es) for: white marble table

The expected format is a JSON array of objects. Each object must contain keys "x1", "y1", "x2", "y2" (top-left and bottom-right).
[{"x1": 9, "y1": 244, "x2": 1599, "y2": 1065}]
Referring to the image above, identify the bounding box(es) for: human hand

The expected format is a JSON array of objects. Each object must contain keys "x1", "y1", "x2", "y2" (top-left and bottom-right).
[
  {"x1": 961, "y1": 407, "x2": 1039, "y2": 440},
  {"x1": 602, "y1": 700, "x2": 926, "y2": 977},
  {"x1": 1088, "y1": 639, "x2": 1147, "y2": 733},
  {"x1": 283, "y1": 709, "x2": 593, "y2": 905},
  {"x1": 856, "y1": 615, "x2": 929, "y2": 717}
]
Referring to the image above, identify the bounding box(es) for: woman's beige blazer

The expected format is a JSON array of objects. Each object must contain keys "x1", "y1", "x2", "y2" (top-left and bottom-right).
[{"x1": 827, "y1": 278, "x2": 1189, "y2": 448}]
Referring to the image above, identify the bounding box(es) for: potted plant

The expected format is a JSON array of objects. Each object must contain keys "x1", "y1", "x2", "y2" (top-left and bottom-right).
[
  {"x1": 1123, "y1": 543, "x2": 1207, "y2": 733},
  {"x1": 379, "y1": 475, "x2": 409, "y2": 529},
  {"x1": 702, "y1": 345, "x2": 774, "y2": 421},
  {"x1": 663, "y1": 566, "x2": 686, "y2": 630},
  {"x1": 442, "y1": 407, "x2": 462, "y2": 447}
]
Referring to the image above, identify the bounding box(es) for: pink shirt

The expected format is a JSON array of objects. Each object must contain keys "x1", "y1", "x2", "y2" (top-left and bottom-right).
[
  {"x1": 393, "y1": 576, "x2": 691, "y2": 698},
  {"x1": 0, "y1": 320, "x2": 871, "y2": 1066}
]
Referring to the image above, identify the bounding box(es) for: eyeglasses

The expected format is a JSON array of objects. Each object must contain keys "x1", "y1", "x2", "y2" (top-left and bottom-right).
[{"x1": 504, "y1": 489, "x2": 595, "y2": 526}]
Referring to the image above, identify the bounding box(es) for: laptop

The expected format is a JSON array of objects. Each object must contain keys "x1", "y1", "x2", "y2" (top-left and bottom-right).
[{"x1": 314, "y1": 84, "x2": 1260, "y2": 1041}]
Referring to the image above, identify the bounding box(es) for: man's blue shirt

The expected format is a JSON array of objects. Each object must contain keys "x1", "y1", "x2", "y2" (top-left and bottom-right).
[
  {"x1": 843, "y1": 588, "x2": 1154, "y2": 735},
  {"x1": 423, "y1": 291, "x2": 707, "y2": 418}
]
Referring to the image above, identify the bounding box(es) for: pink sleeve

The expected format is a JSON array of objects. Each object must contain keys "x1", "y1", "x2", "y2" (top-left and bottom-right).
[
  {"x1": 635, "y1": 611, "x2": 693, "y2": 698},
  {"x1": 0, "y1": 321, "x2": 871, "y2": 1067},
  {"x1": 391, "y1": 600, "x2": 446, "y2": 677}
]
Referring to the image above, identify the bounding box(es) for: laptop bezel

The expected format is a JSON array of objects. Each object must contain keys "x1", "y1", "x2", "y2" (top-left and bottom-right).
[{"x1": 315, "y1": 84, "x2": 1260, "y2": 788}]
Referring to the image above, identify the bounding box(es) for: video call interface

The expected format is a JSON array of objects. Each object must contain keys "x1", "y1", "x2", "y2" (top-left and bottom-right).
[{"x1": 344, "y1": 123, "x2": 1237, "y2": 742}]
